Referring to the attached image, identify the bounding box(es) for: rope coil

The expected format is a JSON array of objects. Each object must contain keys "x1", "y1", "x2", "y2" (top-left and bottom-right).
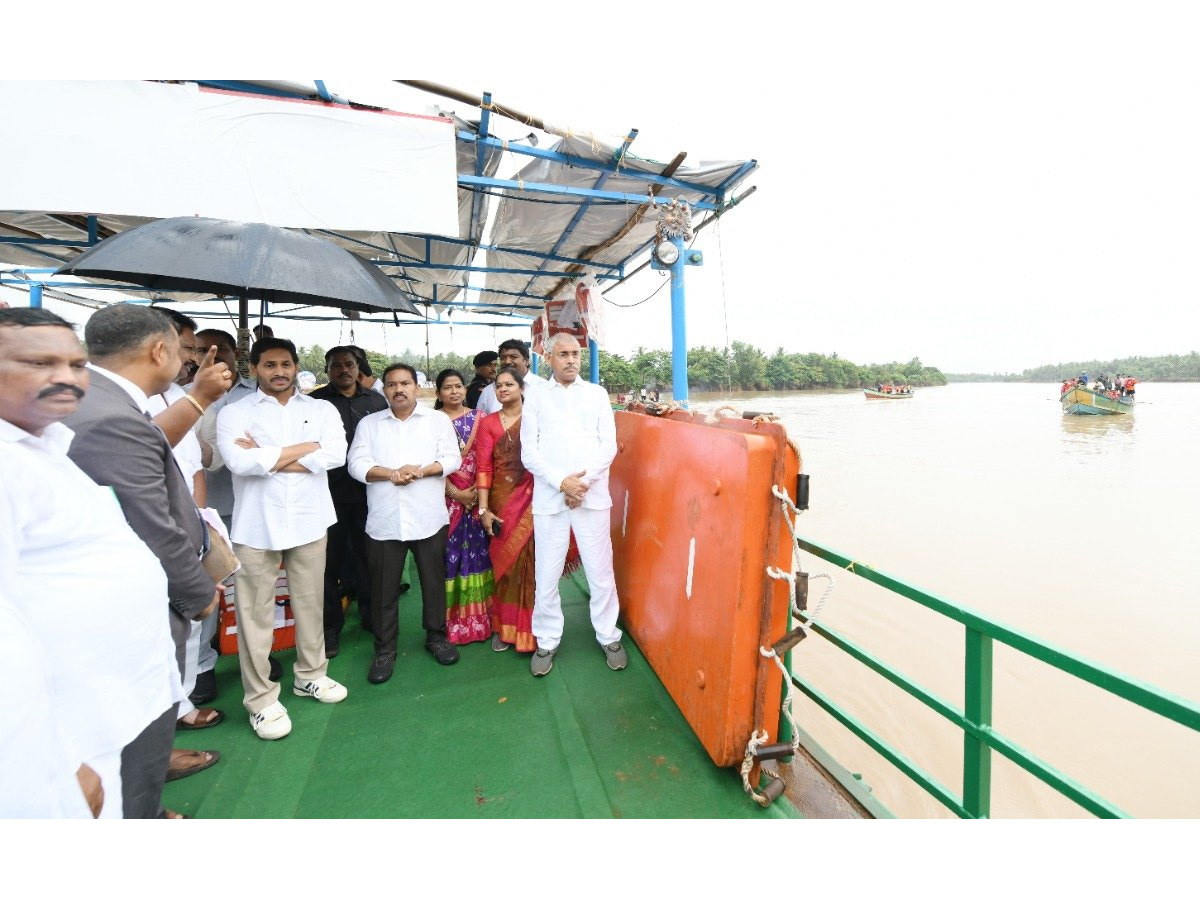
[{"x1": 739, "y1": 729, "x2": 773, "y2": 806}]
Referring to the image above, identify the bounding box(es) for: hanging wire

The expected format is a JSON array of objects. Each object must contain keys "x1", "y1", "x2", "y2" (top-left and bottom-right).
[{"x1": 605, "y1": 233, "x2": 701, "y2": 309}]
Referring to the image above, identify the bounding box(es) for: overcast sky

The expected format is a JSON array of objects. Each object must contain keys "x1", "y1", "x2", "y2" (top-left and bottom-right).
[{"x1": 5, "y1": 2, "x2": 1198, "y2": 376}]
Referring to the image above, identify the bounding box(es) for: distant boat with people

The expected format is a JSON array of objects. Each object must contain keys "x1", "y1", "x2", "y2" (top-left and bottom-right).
[
  {"x1": 864, "y1": 384, "x2": 914, "y2": 399},
  {"x1": 1060, "y1": 374, "x2": 1136, "y2": 415}
]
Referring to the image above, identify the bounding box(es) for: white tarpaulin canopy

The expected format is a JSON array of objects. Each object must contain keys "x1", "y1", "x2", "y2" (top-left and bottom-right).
[{"x1": 0, "y1": 81, "x2": 459, "y2": 234}]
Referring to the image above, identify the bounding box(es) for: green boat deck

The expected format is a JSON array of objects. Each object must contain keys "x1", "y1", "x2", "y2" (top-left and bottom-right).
[{"x1": 165, "y1": 571, "x2": 799, "y2": 818}]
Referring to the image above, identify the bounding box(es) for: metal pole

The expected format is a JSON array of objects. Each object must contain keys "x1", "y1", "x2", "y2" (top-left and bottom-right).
[
  {"x1": 669, "y1": 236, "x2": 688, "y2": 406},
  {"x1": 588, "y1": 336, "x2": 600, "y2": 385},
  {"x1": 29, "y1": 282, "x2": 43, "y2": 308}
]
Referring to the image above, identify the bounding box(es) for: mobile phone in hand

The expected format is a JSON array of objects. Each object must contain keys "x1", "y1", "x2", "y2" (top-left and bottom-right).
[{"x1": 490, "y1": 519, "x2": 502, "y2": 537}]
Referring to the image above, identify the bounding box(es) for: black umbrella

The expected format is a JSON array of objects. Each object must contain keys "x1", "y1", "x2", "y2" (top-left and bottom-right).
[{"x1": 54, "y1": 216, "x2": 420, "y2": 316}]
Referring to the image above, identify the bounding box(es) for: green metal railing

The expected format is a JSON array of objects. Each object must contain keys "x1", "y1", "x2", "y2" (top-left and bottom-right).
[{"x1": 787, "y1": 535, "x2": 1200, "y2": 818}]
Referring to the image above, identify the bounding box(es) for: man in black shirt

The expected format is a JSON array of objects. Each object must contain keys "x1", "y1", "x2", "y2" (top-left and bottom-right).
[
  {"x1": 465, "y1": 350, "x2": 498, "y2": 409},
  {"x1": 310, "y1": 346, "x2": 388, "y2": 656}
]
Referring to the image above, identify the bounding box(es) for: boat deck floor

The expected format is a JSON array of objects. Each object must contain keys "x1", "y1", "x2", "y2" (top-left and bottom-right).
[{"x1": 165, "y1": 572, "x2": 799, "y2": 818}]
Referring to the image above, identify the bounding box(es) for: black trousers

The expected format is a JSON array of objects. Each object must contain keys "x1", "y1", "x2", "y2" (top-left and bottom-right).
[
  {"x1": 120, "y1": 702, "x2": 179, "y2": 818},
  {"x1": 323, "y1": 501, "x2": 372, "y2": 635},
  {"x1": 367, "y1": 526, "x2": 448, "y2": 655}
]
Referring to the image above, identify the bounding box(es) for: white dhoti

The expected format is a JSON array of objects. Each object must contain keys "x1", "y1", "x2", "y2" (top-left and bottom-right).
[{"x1": 532, "y1": 506, "x2": 622, "y2": 652}]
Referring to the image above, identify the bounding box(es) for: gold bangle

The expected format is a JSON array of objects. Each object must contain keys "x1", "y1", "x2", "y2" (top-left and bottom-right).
[{"x1": 182, "y1": 394, "x2": 206, "y2": 415}]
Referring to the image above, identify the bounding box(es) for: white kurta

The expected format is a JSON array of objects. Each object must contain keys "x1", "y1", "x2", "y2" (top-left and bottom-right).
[
  {"x1": 520, "y1": 376, "x2": 617, "y2": 515},
  {"x1": 0, "y1": 419, "x2": 177, "y2": 769},
  {"x1": 0, "y1": 597, "x2": 93, "y2": 818}
]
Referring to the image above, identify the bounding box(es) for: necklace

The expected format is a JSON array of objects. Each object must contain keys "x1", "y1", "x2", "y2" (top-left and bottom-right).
[{"x1": 499, "y1": 408, "x2": 520, "y2": 429}]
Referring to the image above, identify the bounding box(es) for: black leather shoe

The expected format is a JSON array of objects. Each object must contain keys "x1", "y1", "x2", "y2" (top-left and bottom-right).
[
  {"x1": 368, "y1": 652, "x2": 396, "y2": 684},
  {"x1": 188, "y1": 668, "x2": 217, "y2": 706},
  {"x1": 325, "y1": 629, "x2": 341, "y2": 659},
  {"x1": 425, "y1": 639, "x2": 459, "y2": 666},
  {"x1": 268, "y1": 654, "x2": 282, "y2": 682}
]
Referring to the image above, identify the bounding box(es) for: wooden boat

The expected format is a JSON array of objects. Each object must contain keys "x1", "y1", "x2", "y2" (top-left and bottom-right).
[
  {"x1": 1061, "y1": 384, "x2": 1134, "y2": 415},
  {"x1": 864, "y1": 388, "x2": 913, "y2": 399}
]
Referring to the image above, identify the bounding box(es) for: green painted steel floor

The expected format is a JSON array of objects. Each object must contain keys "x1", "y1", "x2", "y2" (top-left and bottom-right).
[{"x1": 165, "y1": 573, "x2": 799, "y2": 818}]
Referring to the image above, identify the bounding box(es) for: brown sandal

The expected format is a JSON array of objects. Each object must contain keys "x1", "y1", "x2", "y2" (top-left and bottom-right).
[
  {"x1": 177, "y1": 707, "x2": 225, "y2": 730},
  {"x1": 165, "y1": 748, "x2": 220, "y2": 782}
]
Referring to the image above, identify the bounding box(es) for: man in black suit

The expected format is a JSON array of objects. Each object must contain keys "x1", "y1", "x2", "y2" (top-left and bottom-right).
[{"x1": 64, "y1": 303, "x2": 221, "y2": 818}]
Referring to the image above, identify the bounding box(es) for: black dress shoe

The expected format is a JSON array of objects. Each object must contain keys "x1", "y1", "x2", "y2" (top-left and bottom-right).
[
  {"x1": 368, "y1": 652, "x2": 396, "y2": 684},
  {"x1": 425, "y1": 639, "x2": 459, "y2": 666},
  {"x1": 188, "y1": 668, "x2": 217, "y2": 706},
  {"x1": 325, "y1": 629, "x2": 341, "y2": 659},
  {"x1": 268, "y1": 654, "x2": 282, "y2": 682}
]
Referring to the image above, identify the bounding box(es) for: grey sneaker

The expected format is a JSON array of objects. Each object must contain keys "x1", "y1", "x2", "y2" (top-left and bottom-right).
[
  {"x1": 531, "y1": 647, "x2": 556, "y2": 677},
  {"x1": 603, "y1": 641, "x2": 628, "y2": 671},
  {"x1": 491, "y1": 634, "x2": 510, "y2": 652}
]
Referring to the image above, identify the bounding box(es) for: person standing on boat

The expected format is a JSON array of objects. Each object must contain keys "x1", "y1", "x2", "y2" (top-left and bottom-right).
[
  {"x1": 0, "y1": 306, "x2": 184, "y2": 818},
  {"x1": 309, "y1": 346, "x2": 388, "y2": 658},
  {"x1": 476, "y1": 338, "x2": 546, "y2": 415},
  {"x1": 477, "y1": 367, "x2": 580, "y2": 654},
  {"x1": 59, "y1": 304, "x2": 224, "y2": 814},
  {"x1": 520, "y1": 332, "x2": 626, "y2": 677},
  {"x1": 194, "y1": 327, "x2": 279, "y2": 698},
  {"x1": 465, "y1": 350, "x2": 498, "y2": 409},
  {"x1": 348, "y1": 363, "x2": 464, "y2": 684},
  {"x1": 217, "y1": 337, "x2": 350, "y2": 740},
  {"x1": 434, "y1": 369, "x2": 495, "y2": 646}
]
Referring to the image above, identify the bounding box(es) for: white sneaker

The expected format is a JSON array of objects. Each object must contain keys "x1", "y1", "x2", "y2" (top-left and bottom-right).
[
  {"x1": 293, "y1": 675, "x2": 348, "y2": 704},
  {"x1": 250, "y1": 701, "x2": 292, "y2": 740}
]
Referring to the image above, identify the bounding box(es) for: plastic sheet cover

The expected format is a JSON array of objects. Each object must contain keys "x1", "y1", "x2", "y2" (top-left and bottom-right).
[
  {"x1": 0, "y1": 81, "x2": 460, "y2": 235},
  {"x1": 480, "y1": 136, "x2": 749, "y2": 316}
]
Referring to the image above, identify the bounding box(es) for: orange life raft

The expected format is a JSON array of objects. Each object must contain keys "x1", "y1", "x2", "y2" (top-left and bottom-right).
[{"x1": 609, "y1": 407, "x2": 801, "y2": 769}]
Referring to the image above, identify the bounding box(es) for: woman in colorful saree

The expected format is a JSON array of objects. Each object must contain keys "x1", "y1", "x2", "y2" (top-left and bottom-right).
[
  {"x1": 476, "y1": 368, "x2": 537, "y2": 652},
  {"x1": 435, "y1": 369, "x2": 494, "y2": 645}
]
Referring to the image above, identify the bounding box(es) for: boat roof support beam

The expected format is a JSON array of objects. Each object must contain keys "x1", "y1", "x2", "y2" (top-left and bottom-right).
[
  {"x1": 456, "y1": 132, "x2": 721, "y2": 198},
  {"x1": 468, "y1": 93, "x2": 493, "y2": 246},
  {"x1": 457, "y1": 175, "x2": 718, "y2": 212},
  {"x1": 517, "y1": 128, "x2": 638, "y2": 301}
]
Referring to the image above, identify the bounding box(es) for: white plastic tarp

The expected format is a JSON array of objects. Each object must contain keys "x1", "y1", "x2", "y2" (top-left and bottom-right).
[
  {"x1": 0, "y1": 81, "x2": 460, "y2": 235},
  {"x1": 481, "y1": 135, "x2": 750, "y2": 315}
]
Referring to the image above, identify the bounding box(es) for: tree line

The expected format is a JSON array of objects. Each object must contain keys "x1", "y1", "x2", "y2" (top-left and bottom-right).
[
  {"x1": 946, "y1": 351, "x2": 1200, "y2": 383},
  {"x1": 298, "y1": 341, "x2": 948, "y2": 394}
]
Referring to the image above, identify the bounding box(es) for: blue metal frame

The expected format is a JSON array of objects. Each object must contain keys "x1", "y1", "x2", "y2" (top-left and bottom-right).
[
  {"x1": 517, "y1": 129, "x2": 638, "y2": 302},
  {"x1": 667, "y1": 237, "x2": 688, "y2": 405},
  {"x1": 457, "y1": 132, "x2": 725, "y2": 199},
  {"x1": 469, "y1": 93, "x2": 493, "y2": 245},
  {"x1": 458, "y1": 175, "x2": 719, "y2": 212}
]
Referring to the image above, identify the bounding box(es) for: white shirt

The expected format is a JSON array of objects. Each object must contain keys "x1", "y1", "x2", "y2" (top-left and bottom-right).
[
  {"x1": 0, "y1": 597, "x2": 92, "y2": 818},
  {"x1": 476, "y1": 369, "x2": 547, "y2": 415},
  {"x1": 215, "y1": 388, "x2": 347, "y2": 550},
  {"x1": 521, "y1": 376, "x2": 617, "y2": 515},
  {"x1": 88, "y1": 362, "x2": 151, "y2": 413},
  {"x1": 146, "y1": 383, "x2": 203, "y2": 487},
  {"x1": 199, "y1": 377, "x2": 258, "y2": 518},
  {"x1": 0, "y1": 418, "x2": 176, "y2": 766},
  {"x1": 348, "y1": 403, "x2": 461, "y2": 541}
]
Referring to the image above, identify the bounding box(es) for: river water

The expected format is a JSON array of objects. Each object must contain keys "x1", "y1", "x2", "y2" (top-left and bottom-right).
[{"x1": 691, "y1": 383, "x2": 1200, "y2": 818}]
